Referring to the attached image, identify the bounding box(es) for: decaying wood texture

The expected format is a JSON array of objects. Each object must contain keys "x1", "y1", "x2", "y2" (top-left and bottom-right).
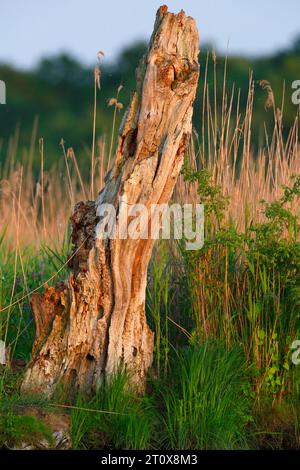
[{"x1": 21, "y1": 5, "x2": 199, "y2": 397}]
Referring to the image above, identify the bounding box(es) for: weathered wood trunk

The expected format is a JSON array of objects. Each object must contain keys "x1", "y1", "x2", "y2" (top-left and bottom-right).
[{"x1": 22, "y1": 5, "x2": 199, "y2": 397}]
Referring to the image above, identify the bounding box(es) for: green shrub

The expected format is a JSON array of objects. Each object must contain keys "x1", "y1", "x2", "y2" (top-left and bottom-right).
[{"x1": 181, "y1": 167, "x2": 300, "y2": 399}]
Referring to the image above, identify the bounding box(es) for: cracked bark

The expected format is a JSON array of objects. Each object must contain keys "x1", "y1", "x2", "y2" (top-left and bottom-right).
[{"x1": 21, "y1": 5, "x2": 199, "y2": 397}]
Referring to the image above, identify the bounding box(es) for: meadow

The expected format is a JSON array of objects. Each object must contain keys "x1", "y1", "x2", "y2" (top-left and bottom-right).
[{"x1": 1, "y1": 50, "x2": 300, "y2": 449}]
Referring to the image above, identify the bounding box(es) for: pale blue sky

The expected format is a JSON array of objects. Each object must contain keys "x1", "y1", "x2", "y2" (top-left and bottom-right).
[{"x1": 1, "y1": 0, "x2": 300, "y2": 69}]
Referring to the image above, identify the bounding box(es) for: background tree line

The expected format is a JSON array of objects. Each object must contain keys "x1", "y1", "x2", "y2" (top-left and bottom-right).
[{"x1": 0, "y1": 37, "x2": 300, "y2": 173}]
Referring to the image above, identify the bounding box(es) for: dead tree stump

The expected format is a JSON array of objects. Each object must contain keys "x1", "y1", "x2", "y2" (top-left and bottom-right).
[{"x1": 22, "y1": 5, "x2": 199, "y2": 397}]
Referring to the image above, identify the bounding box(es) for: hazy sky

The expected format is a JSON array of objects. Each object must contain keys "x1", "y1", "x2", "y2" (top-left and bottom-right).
[{"x1": 1, "y1": 0, "x2": 300, "y2": 69}]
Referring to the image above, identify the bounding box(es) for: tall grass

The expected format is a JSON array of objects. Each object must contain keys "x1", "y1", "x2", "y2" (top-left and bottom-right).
[
  {"x1": 179, "y1": 167, "x2": 300, "y2": 399},
  {"x1": 161, "y1": 343, "x2": 251, "y2": 449},
  {"x1": 147, "y1": 243, "x2": 172, "y2": 378}
]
